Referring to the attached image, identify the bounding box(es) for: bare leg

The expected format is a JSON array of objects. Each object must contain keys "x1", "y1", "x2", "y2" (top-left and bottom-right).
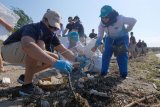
[{"x1": 24, "y1": 40, "x2": 58, "y2": 84}]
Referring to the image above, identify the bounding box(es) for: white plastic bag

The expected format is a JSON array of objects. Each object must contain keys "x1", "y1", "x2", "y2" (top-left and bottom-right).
[
  {"x1": 92, "y1": 55, "x2": 102, "y2": 72},
  {"x1": 83, "y1": 39, "x2": 102, "y2": 58},
  {"x1": 59, "y1": 37, "x2": 69, "y2": 48},
  {"x1": 76, "y1": 42, "x2": 85, "y2": 55},
  {"x1": 0, "y1": 2, "x2": 19, "y2": 41},
  {"x1": 78, "y1": 38, "x2": 102, "y2": 72},
  {"x1": 0, "y1": 2, "x2": 19, "y2": 27},
  {"x1": 58, "y1": 38, "x2": 103, "y2": 73},
  {"x1": 0, "y1": 25, "x2": 11, "y2": 41}
]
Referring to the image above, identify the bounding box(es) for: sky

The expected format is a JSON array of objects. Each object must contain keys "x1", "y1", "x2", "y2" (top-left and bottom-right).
[{"x1": 0, "y1": 0, "x2": 160, "y2": 47}]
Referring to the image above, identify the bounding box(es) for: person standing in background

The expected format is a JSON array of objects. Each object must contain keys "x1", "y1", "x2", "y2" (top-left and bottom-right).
[
  {"x1": 129, "y1": 32, "x2": 137, "y2": 59},
  {"x1": 63, "y1": 17, "x2": 75, "y2": 36},
  {"x1": 141, "y1": 40, "x2": 147, "y2": 56},
  {"x1": 136, "y1": 40, "x2": 142, "y2": 56},
  {"x1": 73, "y1": 16, "x2": 86, "y2": 45},
  {"x1": 89, "y1": 29, "x2": 97, "y2": 39}
]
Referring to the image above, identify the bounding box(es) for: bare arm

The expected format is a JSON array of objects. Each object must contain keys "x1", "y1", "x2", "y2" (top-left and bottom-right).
[
  {"x1": 54, "y1": 44, "x2": 75, "y2": 62},
  {"x1": 62, "y1": 28, "x2": 68, "y2": 36},
  {"x1": 21, "y1": 36, "x2": 57, "y2": 65}
]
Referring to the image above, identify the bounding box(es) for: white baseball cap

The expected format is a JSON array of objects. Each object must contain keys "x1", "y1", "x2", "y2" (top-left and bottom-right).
[{"x1": 43, "y1": 10, "x2": 61, "y2": 29}]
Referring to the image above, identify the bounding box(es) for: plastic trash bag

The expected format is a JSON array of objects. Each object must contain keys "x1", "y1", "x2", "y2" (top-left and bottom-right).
[
  {"x1": 0, "y1": 2, "x2": 19, "y2": 27},
  {"x1": 58, "y1": 38, "x2": 102, "y2": 73},
  {"x1": 77, "y1": 39, "x2": 102, "y2": 73},
  {"x1": 82, "y1": 39, "x2": 102, "y2": 58},
  {"x1": 0, "y1": 2, "x2": 19, "y2": 41},
  {"x1": 92, "y1": 55, "x2": 102, "y2": 72},
  {"x1": 59, "y1": 37, "x2": 69, "y2": 48}
]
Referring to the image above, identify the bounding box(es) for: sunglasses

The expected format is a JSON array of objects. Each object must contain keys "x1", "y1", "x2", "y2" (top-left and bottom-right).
[{"x1": 45, "y1": 18, "x2": 59, "y2": 31}]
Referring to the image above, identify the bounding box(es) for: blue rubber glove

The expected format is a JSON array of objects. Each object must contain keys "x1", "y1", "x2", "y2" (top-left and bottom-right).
[
  {"x1": 95, "y1": 38, "x2": 102, "y2": 47},
  {"x1": 53, "y1": 60, "x2": 72, "y2": 74},
  {"x1": 75, "y1": 55, "x2": 86, "y2": 63}
]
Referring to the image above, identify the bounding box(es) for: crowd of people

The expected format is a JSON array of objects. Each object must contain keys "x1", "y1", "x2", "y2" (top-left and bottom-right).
[
  {"x1": 63, "y1": 16, "x2": 86, "y2": 45},
  {"x1": 129, "y1": 32, "x2": 147, "y2": 59},
  {"x1": 0, "y1": 5, "x2": 142, "y2": 96}
]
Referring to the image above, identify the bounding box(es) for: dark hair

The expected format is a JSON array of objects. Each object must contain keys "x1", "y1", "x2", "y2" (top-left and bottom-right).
[
  {"x1": 74, "y1": 16, "x2": 79, "y2": 20},
  {"x1": 47, "y1": 9, "x2": 50, "y2": 12},
  {"x1": 101, "y1": 10, "x2": 119, "y2": 27},
  {"x1": 68, "y1": 17, "x2": 72, "y2": 20},
  {"x1": 130, "y1": 32, "x2": 133, "y2": 35}
]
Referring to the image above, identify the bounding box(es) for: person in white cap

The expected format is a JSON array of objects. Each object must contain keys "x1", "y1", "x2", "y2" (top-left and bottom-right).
[{"x1": 1, "y1": 9, "x2": 83, "y2": 96}]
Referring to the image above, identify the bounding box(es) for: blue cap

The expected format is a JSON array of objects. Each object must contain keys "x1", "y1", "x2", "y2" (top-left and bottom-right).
[{"x1": 100, "y1": 5, "x2": 113, "y2": 17}]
